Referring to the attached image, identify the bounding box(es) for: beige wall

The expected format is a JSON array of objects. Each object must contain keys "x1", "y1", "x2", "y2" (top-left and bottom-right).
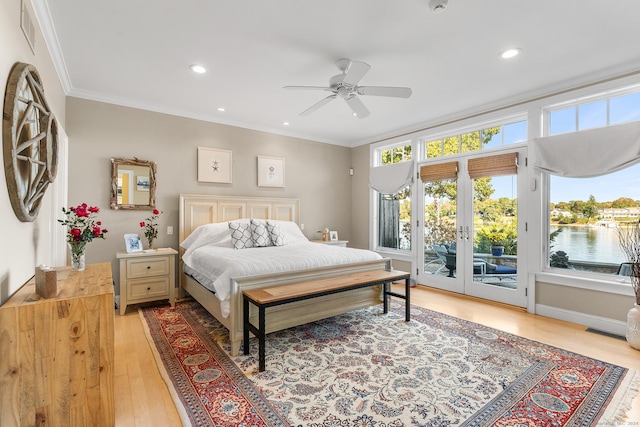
[
  {"x1": 0, "y1": 0, "x2": 67, "y2": 304},
  {"x1": 350, "y1": 144, "x2": 372, "y2": 250},
  {"x1": 537, "y1": 282, "x2": 630, "y2": 322},
  {"x1": 65, "y1": 97, "x2": 354, "y2": 291}
]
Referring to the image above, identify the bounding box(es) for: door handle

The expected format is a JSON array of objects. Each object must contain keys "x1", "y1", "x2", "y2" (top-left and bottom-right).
[
  {"x1": 458, "y1": 226, "x2": 464, "y2": 240},
  {"x1": 464, "y1": 226, "x2": 470, "y2": 241}
]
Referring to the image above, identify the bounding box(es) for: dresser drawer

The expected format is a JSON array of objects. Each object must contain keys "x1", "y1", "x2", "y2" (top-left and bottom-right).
[
  {"x1": 126, "y1": 257, "x2": 170, "y2": 279},
  {"x1": 127, "y1": 277, "x2": 170, "y2": 300}
]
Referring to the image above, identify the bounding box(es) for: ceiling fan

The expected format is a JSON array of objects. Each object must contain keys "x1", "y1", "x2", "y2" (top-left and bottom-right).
[{"x1": 283, "y1": 58, "x2": 412, "y2": 119}]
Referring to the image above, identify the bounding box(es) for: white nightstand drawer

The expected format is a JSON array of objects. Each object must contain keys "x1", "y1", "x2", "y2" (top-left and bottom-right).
[
  {"x1": 127, "y1": 257, "x2": 169, "y2": 279},
  {"x1": 127, "y1": 277, "x2": 170, "y2": 299}
]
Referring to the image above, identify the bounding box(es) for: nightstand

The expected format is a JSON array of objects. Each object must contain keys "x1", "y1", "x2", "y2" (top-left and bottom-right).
[
  {"x1": 116, "y1": 248, "x2": 177, "y2": 315},
  {"x1": 311, "y1": 240, "x2": 349, "y2": 247}
]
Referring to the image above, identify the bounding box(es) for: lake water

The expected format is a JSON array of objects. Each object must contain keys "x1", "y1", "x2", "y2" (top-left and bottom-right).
[{"x1": 550, "y1": 225, "x2": 626, "y2": 265}]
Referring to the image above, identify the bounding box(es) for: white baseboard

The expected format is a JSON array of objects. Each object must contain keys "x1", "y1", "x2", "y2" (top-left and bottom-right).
[{"x1": 536, "y1": 304, "x2": 627, "y2": 337}]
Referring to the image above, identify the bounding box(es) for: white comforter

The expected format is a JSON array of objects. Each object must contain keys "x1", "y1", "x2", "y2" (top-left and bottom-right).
[{"x1": 182, "y1": 241, "x2": 382, "y2": 317}]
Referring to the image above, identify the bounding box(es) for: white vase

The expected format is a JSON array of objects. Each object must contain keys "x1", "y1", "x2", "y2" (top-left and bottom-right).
[{"x1": 626, "y1": 304, "x2": 640, "y2": 350}]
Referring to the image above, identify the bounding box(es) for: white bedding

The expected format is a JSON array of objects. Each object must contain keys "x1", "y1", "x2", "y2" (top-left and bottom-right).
[{"x1": 181, "y1": 220, "x2": 382, "y2": 317}]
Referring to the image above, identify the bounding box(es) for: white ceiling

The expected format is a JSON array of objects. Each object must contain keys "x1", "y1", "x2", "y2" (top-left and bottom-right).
[{"x1": 36, "y1": 0, "x2": 640, "y2": 147}]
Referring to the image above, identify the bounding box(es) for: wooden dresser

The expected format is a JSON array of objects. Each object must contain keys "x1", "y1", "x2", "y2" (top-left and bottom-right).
[{"x1": 0, "y1": 262, "x2": 115, "y2": 426}]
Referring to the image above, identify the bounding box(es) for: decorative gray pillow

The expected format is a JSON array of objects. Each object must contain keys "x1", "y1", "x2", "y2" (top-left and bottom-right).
[
  {"x1": 229, "y1": 221, "x2": 254, "y2": 249},
  {"x1": 250, "y1": 219, "x2": 272, "y2": 247},
  {"x1": 266, "y1": 220, "x2": 287, "y2": 246}
]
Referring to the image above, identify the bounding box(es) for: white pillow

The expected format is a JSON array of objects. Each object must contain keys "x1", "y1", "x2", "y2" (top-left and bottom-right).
[
  {"x1": 250, "y1": 219, "x2": 272, "y2": 247},
  {"x1": 180, "y1": 221, "x2": 232, "y2": 251},
  {"x1": 229, "y1": 221, "x2": 254, "y2": 249},
  {"x1": 268, "y1": 220, "x2": 308, "y2": 242},
  {"x1": 266, "y1": 221, "x2": 286, "y2": 246}
]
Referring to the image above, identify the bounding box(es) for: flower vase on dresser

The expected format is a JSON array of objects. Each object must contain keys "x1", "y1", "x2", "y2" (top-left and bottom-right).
[
  {"x1": 68, "y1": 241, "x2": 87, "y2": 271},
  {"x1": 59, "y1": 203, "x2": 108, "y2": 271}
]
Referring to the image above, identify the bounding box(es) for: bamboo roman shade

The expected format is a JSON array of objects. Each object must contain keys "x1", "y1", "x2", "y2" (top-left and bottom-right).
[
  {"x1": 419, "y1": 161, "x2": 458, "y2": 182},
  {"x1": 468, "y1": 153, "x2": 518, "y2": 179}
]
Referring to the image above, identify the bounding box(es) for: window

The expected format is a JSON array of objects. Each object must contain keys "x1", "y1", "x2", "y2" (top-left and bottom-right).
[
  {"x1": 548, "y1": 90, "x2": 640, "y2": 135},
  {"x1": 545, "y1": 88, "x2": 640, "y2": 274},
  {"x1": 373, "y1": 141, "x2": 413, "y2": 252},
  {"x1": 425, "y1": 120, "x2": 527, "y2": 159},
  {"x1": 549, "y1": 165, "x2": 640, "y2": 273},
  {"x1": 380, "y1": 143, "x2": 412, "y2": 165},
  {"x1": 378, "y1": 186, "x2": 411, "y2": 251}
]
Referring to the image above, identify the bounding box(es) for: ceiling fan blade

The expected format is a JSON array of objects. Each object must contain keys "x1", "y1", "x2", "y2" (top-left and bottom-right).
[
  {"x1": 283, "y1": 86, "x2": 331, "y2": 91},
  {"x1": 300, "y1": 94, "x2": 337, "y2": 116},
  {"x1": 345, "y1": 96, "x2": 370, "y2": 119},
  {"x1": 342, "y1": 60, "x2": 371, "y2": 86},
  {"x1": 357, "y1": 86, "x2": 412, "y2": 98}
]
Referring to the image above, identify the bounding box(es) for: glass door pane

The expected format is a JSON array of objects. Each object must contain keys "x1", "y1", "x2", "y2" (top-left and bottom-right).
[
  {"x1": 465, "y1": 152, "x2": 526, "y2": 307},
  {"x1": 422, "y1": 178, "x2": 463, "y2": 293},
  {"x1": 471, "y1": 175, "x2": 518, "y2": 289}
]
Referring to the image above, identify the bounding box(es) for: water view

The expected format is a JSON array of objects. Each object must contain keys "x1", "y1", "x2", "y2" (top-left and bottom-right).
[{"x1": 550, "y1": 225, "x2": 625, "y2": 265}]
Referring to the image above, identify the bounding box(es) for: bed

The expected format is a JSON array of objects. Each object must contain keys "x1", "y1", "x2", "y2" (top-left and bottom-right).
[{"x1": 178, "y1": 194, "x2": 392, "y2": 355}]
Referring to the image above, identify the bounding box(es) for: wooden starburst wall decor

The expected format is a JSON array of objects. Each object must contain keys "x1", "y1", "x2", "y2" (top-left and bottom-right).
[{"x1": 3, "y1": 62, "x2": 58, "y2": 222}]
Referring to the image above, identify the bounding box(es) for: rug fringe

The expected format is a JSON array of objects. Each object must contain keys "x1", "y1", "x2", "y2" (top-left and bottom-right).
[
  {"x1": 138, "y1": 308, "x2": 191, "y2": 427},
  {"x1": 599, "y1": 369, "x2": 640, "y2": 424}
]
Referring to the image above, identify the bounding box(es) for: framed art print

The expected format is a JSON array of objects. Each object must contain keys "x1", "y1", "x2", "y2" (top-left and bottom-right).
[
  {"x1": 136, "y1": 175, "x2": 150, "y2": 191},
  {"x1": 198, "y1": 147, "x2": 232, "y2": 183},
  {"x1": 329, "y1": 230, "x2": 338, "y2": 241},
  {"x1": 257, "y1": 156, "x2": 285, "y2": 188},
  {"x1": 124, "y1": 233, "x2": 143, "y2": 253}
]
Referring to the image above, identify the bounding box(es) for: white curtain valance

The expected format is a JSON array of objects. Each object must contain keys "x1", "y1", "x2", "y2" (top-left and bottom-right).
[
  {"x1": 533, "y1": 121, "x2": 640, "y2": 178},
  {"x1": 370, "y1": 161, "x2": 414, "y2": 194}
]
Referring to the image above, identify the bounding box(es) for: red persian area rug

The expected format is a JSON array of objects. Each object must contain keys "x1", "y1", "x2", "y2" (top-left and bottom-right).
[{"x1": 139, "y1": 300, "x2": 639, "y2": 426}]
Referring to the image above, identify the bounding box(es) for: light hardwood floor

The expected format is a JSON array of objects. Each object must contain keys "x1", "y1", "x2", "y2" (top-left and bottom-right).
[{"x1": 114, "y1": 285, "x2": 640, "y2": 426}]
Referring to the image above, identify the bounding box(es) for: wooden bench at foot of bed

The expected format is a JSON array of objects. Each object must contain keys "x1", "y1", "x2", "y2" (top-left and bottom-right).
[{"x1": 243, "y1": 269, "x2": 411, "y2": 371}]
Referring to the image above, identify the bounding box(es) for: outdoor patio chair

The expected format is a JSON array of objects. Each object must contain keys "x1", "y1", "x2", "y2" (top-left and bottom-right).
[{"x1": 431, "y1": 244, "x2": 517, "y2": 279}]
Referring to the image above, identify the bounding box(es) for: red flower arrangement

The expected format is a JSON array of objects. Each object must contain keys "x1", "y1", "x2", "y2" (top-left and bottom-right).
[
  {"x1": 58, "y1": 203, "x2": 108, "y2": 243},
  {"x1": 140, "y1": 208, "x2": 161, "y2": 249},
  {"x1": 58, "y1": 203, "x2": 108, "y2": 270}
]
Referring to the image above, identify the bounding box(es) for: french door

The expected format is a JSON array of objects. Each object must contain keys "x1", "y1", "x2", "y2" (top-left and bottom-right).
[{"x1": 417, "y1": 149, "x2": 527, "y2": 307}]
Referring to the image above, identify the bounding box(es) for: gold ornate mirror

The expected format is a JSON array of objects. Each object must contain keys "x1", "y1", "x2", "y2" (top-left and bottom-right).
[{"x1": 110, "y1": 158, "x2": 156, "y2": 210}]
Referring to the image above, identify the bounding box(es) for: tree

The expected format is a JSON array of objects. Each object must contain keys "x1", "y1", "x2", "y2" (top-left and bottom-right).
[
  {"x1": 583, "y1": 195, "x2": 599, "y2": 223},
  {"x1": 611, "y1": 197, "x2": 637, "y2": 208},
  {"x1": 424, "y1": 127, "x2": 500, "y2": 202},
  {"x1": 569, "y1": 200, "x2": 585, "y2": 215}
]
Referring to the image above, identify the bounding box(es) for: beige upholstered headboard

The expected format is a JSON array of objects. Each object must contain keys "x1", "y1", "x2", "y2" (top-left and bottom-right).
[{"x1": 178, "y1": 194, "x2": 300, "y2": 244}]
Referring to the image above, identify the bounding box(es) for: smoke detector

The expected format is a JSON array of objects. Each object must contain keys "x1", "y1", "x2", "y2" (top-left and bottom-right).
[{"x1": 429, "y1": 0, "x2": 448, "y2": 13}]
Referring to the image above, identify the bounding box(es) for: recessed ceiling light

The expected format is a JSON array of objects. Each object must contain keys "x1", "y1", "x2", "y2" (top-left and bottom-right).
[
  {"x1": 283, "y1": 121, "x2": 290, "y2": 126},
  {"x1": 217, "y1": 107, "x2": 226, "y2": 112},
  {"x1": 190, "y1": 64, "x2": 206, "y2": 74},
  {"x1": 499, "y1": 48, "x2": 521, "y2": 59}
]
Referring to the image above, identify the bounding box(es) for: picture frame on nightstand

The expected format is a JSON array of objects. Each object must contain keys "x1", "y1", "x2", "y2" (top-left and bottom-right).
[
  {"x1": 124, "y1": 233, "x2": 143, "y2": 253},
  {"x1": 329, "y1": 230, "x2": 338, "y2": 241}
]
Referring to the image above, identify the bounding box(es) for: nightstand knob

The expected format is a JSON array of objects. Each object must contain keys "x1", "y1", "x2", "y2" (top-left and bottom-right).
[
  {"x1": 147, "y1": 287, "x2": 151, "y2": 291},
  {"x1": 147, "y1": 266, "x2": 151, "y2": 269}
]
